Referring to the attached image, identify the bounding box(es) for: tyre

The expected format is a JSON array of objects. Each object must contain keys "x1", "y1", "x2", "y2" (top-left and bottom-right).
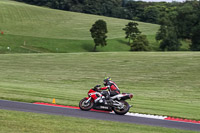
[
  {"x1": 79, "y1": 98, "x2": 94, "y2": 111},
  {"x1": 113, "y1": 101, "x2": 130, "y2": 115}
]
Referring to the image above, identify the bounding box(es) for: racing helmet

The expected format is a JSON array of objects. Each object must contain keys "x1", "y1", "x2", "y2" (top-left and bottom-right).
[{"x1": 103, "y1": 77, "x2": 111, "y2": 86}]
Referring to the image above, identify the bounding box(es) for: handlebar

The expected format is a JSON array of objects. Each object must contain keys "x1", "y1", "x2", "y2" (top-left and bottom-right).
[
  {"x1": 94, "y1": 85, "x2": 101, "y2": 88},
  {"x1": 93, "y1": 84, "x2": 101, "y2": 91}
]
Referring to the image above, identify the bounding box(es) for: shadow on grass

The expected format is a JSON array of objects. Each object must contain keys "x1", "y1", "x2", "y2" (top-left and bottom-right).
[
  {"x1": 81, "y1": 43, "x2": 96, "y2": 52},
  {"x1": 117, "y1": 39, "x2": 129, "y2": 46}
]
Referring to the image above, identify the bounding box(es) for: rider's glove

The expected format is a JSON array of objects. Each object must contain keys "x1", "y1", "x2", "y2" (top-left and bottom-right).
[
  {"x1": 94, "y1": 85, "x2": 101, "y2": 91},
  {"x1": 95, "y1": 85, "x2": 101, "y2": 88}
]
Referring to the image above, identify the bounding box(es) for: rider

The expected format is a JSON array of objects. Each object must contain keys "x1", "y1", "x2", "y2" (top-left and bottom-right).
[
  {"x1": 101, "y1": 77, "x2": 120, "y2": 97},
  {"x1": 88, "y1": 77, "x2": 120, "y2": 104}
]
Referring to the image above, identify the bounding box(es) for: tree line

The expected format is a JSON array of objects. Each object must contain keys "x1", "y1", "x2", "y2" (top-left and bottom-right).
[
  {"x1": 156, "y1": 0, "x2": 200, "y2": 51},
  {"x1": 15, "y1": 0, "x2": 200, "y2": 51}
]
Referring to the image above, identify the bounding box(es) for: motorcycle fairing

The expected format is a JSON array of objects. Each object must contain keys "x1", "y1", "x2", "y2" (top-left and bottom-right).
[{"x1": 93, "y1": 104, "x2": 112, "y2": 111}]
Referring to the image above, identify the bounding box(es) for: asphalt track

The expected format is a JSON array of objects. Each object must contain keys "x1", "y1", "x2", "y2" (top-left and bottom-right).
[{"x1": 0, "y1": 100, "x2": 200, "y2": 131}]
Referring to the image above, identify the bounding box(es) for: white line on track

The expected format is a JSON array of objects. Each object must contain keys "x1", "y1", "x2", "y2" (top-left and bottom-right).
[{"x1": 110, "y1": 111, "x2": 167, "y2": 120}]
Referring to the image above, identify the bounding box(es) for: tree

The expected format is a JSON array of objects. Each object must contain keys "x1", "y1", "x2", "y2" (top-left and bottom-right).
[
  {"x1": 156, "y1": 26, "x2": 181, "y2": 51},
  {"x1": 142, "y1": 6, "x2": 159, "y2": 23},
  {"x1": 190, "y1": 1, "x2": 200, "y2": 51},
  {"x1": 131, "y1": 35, "x2": 149, "y2": 51},
  {"x1": 124, "y1": 1, "x2": 146, "y2": 20},
  {"x1": 174, "y1": 3, "x2": 198, "y2": 39},
  {"x1": 123, "y1": 22, "x2": 150, "y2": 51},
  {"x1": 123, "y1": 22, "x2": 141, "y2": 45},
  {"x1": 156, "y1": 8, "x2": 182, "y2": 51},
  {"x1": 191, "y1": 23, "x2": 200, "y2": 51},
  {"x1": 90, "y1": 19, "x2": 108, "y2": 51}
]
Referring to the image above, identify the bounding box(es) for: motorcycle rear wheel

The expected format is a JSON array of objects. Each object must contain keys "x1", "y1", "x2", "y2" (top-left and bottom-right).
[
  {"x1": 79, "y1": 98, "x2": 94, "y2": 111},
  {"x1": 113, "y1": 101, "x2": 130, "y2": 115}
]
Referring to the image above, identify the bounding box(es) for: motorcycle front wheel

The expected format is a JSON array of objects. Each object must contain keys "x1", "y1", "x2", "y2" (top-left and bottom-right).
[
  {"x1": 113, "y1": 100, "x2": 130, "y2": 115},
  {"x1": 79, "y1": 98, "x2": 94, "y2": 111}
]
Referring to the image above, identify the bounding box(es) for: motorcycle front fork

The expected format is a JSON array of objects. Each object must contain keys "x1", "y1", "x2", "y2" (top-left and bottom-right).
[{"x1": 85, "y1": 97, "x2": 92, "y2": 104}]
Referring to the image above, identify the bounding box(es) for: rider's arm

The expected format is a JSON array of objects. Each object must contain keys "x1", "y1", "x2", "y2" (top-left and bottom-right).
[
  {"x1": 101, "y1": 86, "x2": 108, "y2": 90},
  {"x1": 101, "y1": 85, "x2": 110, "y2": 90}
]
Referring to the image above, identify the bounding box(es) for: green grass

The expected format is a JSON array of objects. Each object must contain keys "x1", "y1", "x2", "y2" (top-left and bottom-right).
[
  {"x1": 0, "y1": 34, "x2": 130, "y2": 53},
  {"x1": 0, "y1": 0, "x2": 158, "y2": 39},
  {"x1": 0, "y1": 1, "x2": 197, "y2": 132},
  {"x1": 0, "y1": 0, "x2": 160, "y2": 53},
  {"x1": 0, "y1": 52, "x2": 199, "y2": 120},
  {"x1": 0, "y1": 110, "x2": 198, "y2": 133}
]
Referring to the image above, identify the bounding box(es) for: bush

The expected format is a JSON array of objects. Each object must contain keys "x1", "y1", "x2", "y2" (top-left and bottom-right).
[{"x1": 131, "y1": 35, "x2": 149, "y2": 51}]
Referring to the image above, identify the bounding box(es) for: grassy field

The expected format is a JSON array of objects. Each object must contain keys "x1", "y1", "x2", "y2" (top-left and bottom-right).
[
  {"x1": 0, "y1": 0, "x2": 160, "y2": 53},
  {"x1": 0, "y1": 1, "x2": 198, "y2": 132},
  {"x1": 0, "y1": 52, "x2": 199, "y2": 120},
  {"x1": 0, "y1": 0, "x2": 157, "y2": 39},
  {"x1": 0, "y1": 109, "x2": 198, "y2": 133}
]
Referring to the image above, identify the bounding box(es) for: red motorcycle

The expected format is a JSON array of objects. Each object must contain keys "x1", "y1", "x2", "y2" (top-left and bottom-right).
[{"x1": 79, "y1": 85, "x2": 133, "y2": 115}]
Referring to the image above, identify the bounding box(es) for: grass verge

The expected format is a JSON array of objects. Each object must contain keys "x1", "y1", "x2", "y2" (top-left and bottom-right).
[{"x1": 0, "y1": 109, "x2": 198, "y2": 133}]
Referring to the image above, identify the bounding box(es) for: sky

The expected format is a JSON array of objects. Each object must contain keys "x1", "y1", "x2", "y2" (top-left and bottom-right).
[{"x1": 136, "y1": 0, "x2": 185, "y2": 2}]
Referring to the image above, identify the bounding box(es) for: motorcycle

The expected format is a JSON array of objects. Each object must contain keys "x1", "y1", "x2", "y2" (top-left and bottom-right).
[{"x1": 79, "y1": 85, "x2": 133, "y2": 115}]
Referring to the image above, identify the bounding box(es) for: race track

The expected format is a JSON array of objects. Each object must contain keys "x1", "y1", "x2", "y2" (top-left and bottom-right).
[{"x1": 0, "y1": 100, "x2": 199, "y2": 131}]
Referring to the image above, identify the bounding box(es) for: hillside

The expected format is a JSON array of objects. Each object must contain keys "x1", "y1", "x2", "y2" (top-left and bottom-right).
[{"x1": 0, "y1": 0, "x2": 160, "y2": 53}]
